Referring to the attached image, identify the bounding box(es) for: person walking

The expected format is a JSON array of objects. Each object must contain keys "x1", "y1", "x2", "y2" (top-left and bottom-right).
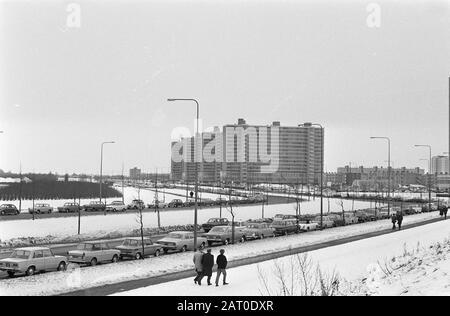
[
  {"x1": 391, "y1": 213, "x2": 397, "y2": 230},
  {"x1": 215, "y1": 249, "x2": 228, "y2": 286},
  {"x1": 193, "y1": 249, "x2": 204, "y2": 285},
  {"x1": 396, "y1": 210, "x2": 403, "y2": 230},
  {"x1": 201, "y1": 249, "x2": 214, "y2": 286}
]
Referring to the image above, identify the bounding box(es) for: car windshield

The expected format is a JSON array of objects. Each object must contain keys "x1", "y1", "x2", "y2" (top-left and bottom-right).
[
  {"x1": 210, "y1": 227, "x2": 228, "y2": 233},
  {"x1": 207, "y1": 219, "x2": 219, "y2": 223},
  {"x1": 167, "y1": 233, "x2": 184, "y2": 239},
  {"x1": 112, "y1": 201, "x2": 122, "y2": 205},
  {"x1": 122, "y1": 239, "x2": 140, "y2": 247},
  {"x1": 10, "y1": 250, "x2": 31, "y2": 259},
  {"x1": 76, "y1": 243, "x2": 94, "y2": 250},
  {"x1": 247, "y1": 224, "x2": 260, "y2": 229},
  {"x1": 0, "y1": 205, "x2": 8, "y2": 209}
]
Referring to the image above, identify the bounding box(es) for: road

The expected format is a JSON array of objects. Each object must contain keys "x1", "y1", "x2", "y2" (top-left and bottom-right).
[
  {"x1": 0, "y1": 195, "x2": 295, "y2": 222},
  {"x1": 59, "y1": 216, "x2": 444, "y2": 296}
]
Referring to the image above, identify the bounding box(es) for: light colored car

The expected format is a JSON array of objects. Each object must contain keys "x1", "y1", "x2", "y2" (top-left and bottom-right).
[
  {"x1": 243, "y1": 222, "x2": 275, "y2": 240},
  {"x1": 205, "y1": 226, "x2": 247, "y2": 245},
  {"x1": 28, "y1": 203, "x2": 53, "y2": 214},
  {"x1": 68, "y1": 242, "x2": 121, "y2": 266},
  {"x1": 105, "y1": 201, "x2": 127, "y2": 212},
  {"x1": 158, "y1": 231, "x2": 207, "y2": 253},
  {"x1": 298, "y1": 222, "x2": 319, "y2": 232},
  {"x1": 0, "y1": 247, "x2": 67, "y2": 277},
  {"x1": 116, "y1": 237, "x2": 163, "y2": 260}
]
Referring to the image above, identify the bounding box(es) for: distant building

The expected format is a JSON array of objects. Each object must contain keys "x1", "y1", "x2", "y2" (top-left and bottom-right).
[
  {"x1": 171, "y1": 119, "x2": 324, "y2": 185},
  {"x1": 129, "y1": 167, "x2": 141, "y2": 180},
  {"x1": 432, "y1": 155, "x2": 449, "y2": 175},
  {"x1": 337, "y1": 165, "x2": 425, "y2": 189}
]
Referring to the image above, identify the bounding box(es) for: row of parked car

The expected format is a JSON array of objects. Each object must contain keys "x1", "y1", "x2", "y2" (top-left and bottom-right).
[
  {"x1": 0, "y1": 201, "x2": 445, "y2": 278},
  {"x1": 0, "y1": 193, "x2": 268, "y2": 217}
]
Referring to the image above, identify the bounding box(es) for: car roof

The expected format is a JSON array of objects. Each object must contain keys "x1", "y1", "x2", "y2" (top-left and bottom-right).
[{"x1": 15, "y1": 247, "x2": 50, "y2": 251}]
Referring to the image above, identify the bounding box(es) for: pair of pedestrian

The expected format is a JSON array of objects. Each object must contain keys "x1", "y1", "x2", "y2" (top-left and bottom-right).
[
  {"x1": 193, "y1": 248, "x2": 228, "y2": 287},
  {"x1": 391, "y1": 210, "x2": 403, "y2": 230}
]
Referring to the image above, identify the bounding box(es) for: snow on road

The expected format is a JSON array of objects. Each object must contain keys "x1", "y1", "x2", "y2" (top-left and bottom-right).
[
  {"x1": 0, "y1": 212, "x2": 441, "y2": 296},
  {"x1": 113, "y1": 215, "x2": 450, "y2": 296}
]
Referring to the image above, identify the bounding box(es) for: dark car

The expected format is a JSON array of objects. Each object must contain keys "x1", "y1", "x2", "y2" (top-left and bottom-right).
[
  {"x1": 57, "y1": 202, "x2": 81, "y2": 213},
  {"x1": 0, "y1": 204, "x2": 19, "y2": 216},
  {"x1": 168, "y1": 199, "x2": 184, "y2": 208},
  {"x1": 270, "y1": 219, "x2": 299, "y2": 236},
  {"x1": 202, "y1": 218, "x2": 230, "y2": 233},
  {"x1": 83, "y1": 201, "x2": 106, "y2": 212}
]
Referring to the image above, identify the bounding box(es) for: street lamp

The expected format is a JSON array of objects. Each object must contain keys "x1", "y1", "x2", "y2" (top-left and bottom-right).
[
  {"x1": 100, "y1": 141, "x2": 115, "y2": 215},
  {"x1": 415, "y1": 144, "x2": 432, "y2": 212},
  {"x1": 299, "y1": 123, "x2": 324, "y2": 230},
  {"x1": 168, "y1": 98, "x2": 200, "y2": 250},
  {"x1": 370, "y1": 136, "x2": 391, "y2": 215}
]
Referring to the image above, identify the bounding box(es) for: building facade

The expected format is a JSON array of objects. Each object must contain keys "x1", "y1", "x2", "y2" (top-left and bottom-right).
[
  {"x1": 432, "y1": 155, "x2": 449, "y2": 175},
  {"x1": 129, "y1": 167, "x2": 141, "y2": 180},
  {"x1": 170, "y1": 119, "x2": 324, "y2": 185}
]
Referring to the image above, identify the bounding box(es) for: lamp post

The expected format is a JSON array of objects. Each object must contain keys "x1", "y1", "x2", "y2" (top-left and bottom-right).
[
  {"x1": 370, "y1": 137, "x2": 391, "y2": 215},
  {"x1": 415, "y1": 144, "x2": 432, "y2": 212},
  {"x1": 100, "y1": 141, "x2": 115, "y2": 215},
  {"x1": 168, "y1": 98, "x2": 200, "y2": 250}
]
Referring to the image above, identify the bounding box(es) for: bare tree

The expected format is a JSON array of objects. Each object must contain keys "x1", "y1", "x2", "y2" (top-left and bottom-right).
[
  {"x1": 134, "y1": 178, "x2": 145, "y2": 259},
  {"x1": 336, "y1": 199, "x2": 346, "y2": 226},
  {"x1": 257, "y1": 253, "x2": 341, "y2": 296}
]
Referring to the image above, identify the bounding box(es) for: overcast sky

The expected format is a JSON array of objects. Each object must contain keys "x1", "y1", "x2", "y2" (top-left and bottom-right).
[{"x1": 0, "y1": 0, "x2": 449, "y2": 175}]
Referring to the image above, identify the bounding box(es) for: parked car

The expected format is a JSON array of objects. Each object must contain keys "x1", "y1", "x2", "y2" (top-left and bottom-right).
[
  {"x1": 105, "y1": 201, "x2": 127, "y2": 212},
  {"x1": 216, "y1": 197, "x2": 228, "y2": 205},
  {"x1": 127, "y1": 199, "x2": 146, "y2": 210},
  {"x1": 271, "y1": 219, "x2": 299, "y2": 236},
  {"x1": 243, "y1": 222, "x2": 275, "y2": 240},
  {"x1": 202, "y1": 217, "x2": 230, "y2": 233},
  {"x1": 313, "y1": 216, "x2": 335, "y2": 228},
  {"x1": 168, "y1": 199, "x2": 184, "y2": 208},
  {"x1": 148, "y1": 200, "x2": 168, "y2": 209},
  {"x1": 0, "y1": 204, "x2": 19, "y2": 216},
  {"x1": 158, "y1": 231, "x2": 207, "y2": 253},
  {"x1": 68, "y1": 242, "x2": 121, "y2": 266},
  {"x1": 57, "y1": 202, "x2": 80, "y2": 213},
  {"x1": 298, "y1": 221, "x2": 319, "y2": 232},
  {"x1": 0, "y1": 247, "x2": 67, "y2": 277},
  {"x1": 199, "y1": 198, "x2": 215, "y2": 206},
  {"x1": 83, "y1": 201, "x2": 106, "y2": 212},
  {"x1": 205, "y1": 226, "x2": 247, "y2": 245},
  {"x1": 28, "y1": 203, "x2": 53, "y2": 214},
  {"x1": 115, "y1": 237, "x2": 163, "y2": 260}
]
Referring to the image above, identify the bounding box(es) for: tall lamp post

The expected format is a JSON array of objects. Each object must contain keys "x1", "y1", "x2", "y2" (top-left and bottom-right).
[
  {"x1": 100, "y1": 141, "x2": 115, "y2": 215},
  {"x1": 168, "y1": 98, "x2": 200, "y2": 250},
  {"x1": 370, "y1": 137, "x2": 391, "y2": 215},
  {"x1": 414, "y1": 144, "x2": 432, "y2": 212},
  {"x1": 299, "y1": 123, "x2": 324, "y2": 229}
]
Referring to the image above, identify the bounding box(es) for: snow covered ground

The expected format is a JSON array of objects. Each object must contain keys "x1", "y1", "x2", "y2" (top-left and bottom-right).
[
  {"x1": 0, "y1": 191, "x2": 374, "y2": 244},
  {"x1": 113, "y1": 214, "x2": 450, "y2": 296},
  {"x1": 0, "y1": 212, "x2": 441, "y2": 296}
]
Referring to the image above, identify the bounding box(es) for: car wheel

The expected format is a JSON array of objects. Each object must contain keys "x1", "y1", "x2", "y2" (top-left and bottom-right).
[
  {"x1": 163, "y1": 248, "x2": 169, "y2": 254},
  {"x1": 154, "y1": 249, "x2": 161, "y2": 257},
  {"x1": 285, "y1": 231, "x2": 289, "y2": 236},
  {"x1": 7, "y1": 271, "x2": 15, "y2": 277},
  {"x1": 57, "y1": 262, "x2": 66, "y2": 271},
  {"x1": 36, "y1": 210, "x2": 40, "y2": 214},
  {"x1": 113, "y1": 209, "x2": 116, "y2": 212},
  {"x1": 26, "y1": 266, "x2": 36, "y2": 276},
  {"x1": 260, "y1": 234, "x2": 264, "y2": 239},
  {"x1": 90, "y1": 258, "x2": 98, "y2": 266},
  {"x1": 223, "y1": 239, "x2": 230, "y2": 246},
  {"x1": 0, "y1": 211, "x2": 4, "y2": 215},
  {"x1": 199, "y1": 242, "x2": 206, "y2": 250},
  {"x1": 181, "y1": 245, "x2": 187, "y2": 252},
  {"x1": 135, "y1": 252, "x2": 142, "y2": 260},
  {"x1": 112, "y1": 255, "x2": 119, "y2": 263},
  {"x1": 240, "y1": 236, "x2": 246, "y2": 243}
]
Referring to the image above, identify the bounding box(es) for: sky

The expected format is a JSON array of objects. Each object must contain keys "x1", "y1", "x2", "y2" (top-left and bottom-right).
[{"x1": 0, "y1": 0, "x2": 449, "y2": 175}]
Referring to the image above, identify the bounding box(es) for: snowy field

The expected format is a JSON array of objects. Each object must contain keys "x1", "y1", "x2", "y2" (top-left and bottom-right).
[
  {"x1": 0, "y1": 212, "x2": 441, "y2": 296},
  {"x1": 0, "y1": 193, "x2": 375, "y2": 244},
  {"x1": 114, "y1": 214, "x2": 450, "y2": 296}
]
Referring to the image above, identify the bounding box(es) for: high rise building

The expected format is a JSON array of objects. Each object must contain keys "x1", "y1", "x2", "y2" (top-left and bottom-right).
[
  {"x1": 431, "y1": 155, "x2": 449, "y2": 175},
  {"x1": 129, "y1": 167, "x2": 141, "y2": 180},
  {"x1": 170, "y1": 119, "x2": 324, "y2": 185}
]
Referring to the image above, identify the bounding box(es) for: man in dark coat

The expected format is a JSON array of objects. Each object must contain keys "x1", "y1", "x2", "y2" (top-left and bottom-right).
[
  {"x1": 201, "y1": 249, "x2": 214, "y2": 286},
  {"x1": 215, "y1": 249, "x2": 228, "y2": 286},
  {"x1": 396, "y1": 210, "x2": 403, "y2": 230},
  {"x1": 391, "y1": 213, "x2": 397, "y2": 230}
]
